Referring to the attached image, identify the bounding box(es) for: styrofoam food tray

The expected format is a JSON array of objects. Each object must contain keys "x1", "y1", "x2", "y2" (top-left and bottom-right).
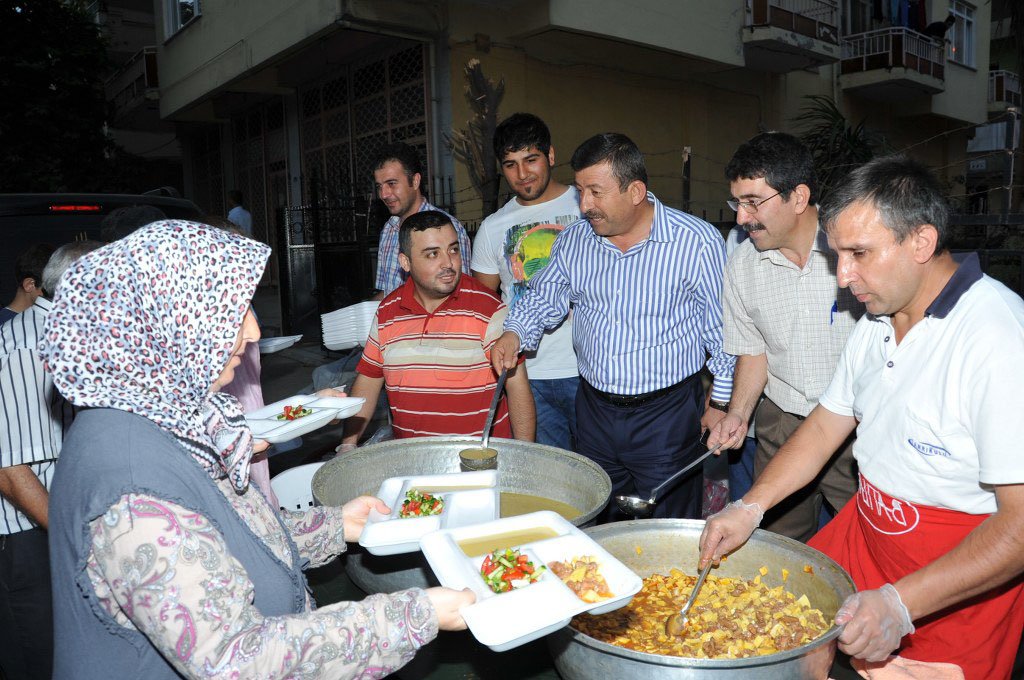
[
  {"x1": 246, "y1": 394, "x2": 365, "y2": 443},
  {"x1": 359, "y1": 471, "x2": 499, "y2": 556},
  {"x1": 419, "y1": 510, "x2": 643, "y2": 652},
  {"x1": 323, "y1": 339, "x2": 361, "y2": 351},
  {"x1": 258, "y1": 334, "x2": 302, "y2": 354}
]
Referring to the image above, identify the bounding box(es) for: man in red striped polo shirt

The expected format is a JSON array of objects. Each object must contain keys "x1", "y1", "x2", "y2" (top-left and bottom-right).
[{"x1": 340, "y1": 210, "x2": 535, "y2": 443}]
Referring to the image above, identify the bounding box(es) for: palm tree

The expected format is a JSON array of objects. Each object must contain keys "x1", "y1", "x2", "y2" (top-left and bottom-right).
[
  {"x1": 445, "y1": 59, "x2": 505, "y2": 219},
  {"x1": 792, "y1": 95, "x2": 886, "y2": 201}
]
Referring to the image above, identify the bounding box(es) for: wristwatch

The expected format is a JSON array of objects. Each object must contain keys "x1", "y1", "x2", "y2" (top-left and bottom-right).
[{"x1": 708, "y1": 399, "x2": 730, "y2": 413}]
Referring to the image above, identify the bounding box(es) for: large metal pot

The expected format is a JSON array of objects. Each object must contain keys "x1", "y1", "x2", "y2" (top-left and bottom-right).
[
  {"x1": 549, "y1": 519, "x2": 855, "y2": 680},
  {"x1": 312, "y1": 436, "x2": 612, "y2": 594}
]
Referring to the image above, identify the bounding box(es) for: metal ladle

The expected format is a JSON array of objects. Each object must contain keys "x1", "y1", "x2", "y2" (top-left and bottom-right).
[
  {"x1": 665, "y1": 561, "x2": 713, "y2": 636},
  {"x1": 614, "y1": 442, "x2": 724, "y2": 517},
  {"x1": 458, "y1": 367, "x2": 508, "y2": 469}
]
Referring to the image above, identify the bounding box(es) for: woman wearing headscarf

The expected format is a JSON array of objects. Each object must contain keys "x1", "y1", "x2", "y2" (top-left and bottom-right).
[{"x1": 40, "y1": 221, "x2": 473, "y2": 679}]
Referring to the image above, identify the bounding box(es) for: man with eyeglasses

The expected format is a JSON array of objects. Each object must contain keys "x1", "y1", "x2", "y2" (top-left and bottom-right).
[{"x1": 707, "y1": 132, "x2": 862, "y2": 542}]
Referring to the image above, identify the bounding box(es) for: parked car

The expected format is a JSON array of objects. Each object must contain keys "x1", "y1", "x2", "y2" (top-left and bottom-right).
[{"x1": 0, "y1": 191, "x2": 204, "y2": 290}]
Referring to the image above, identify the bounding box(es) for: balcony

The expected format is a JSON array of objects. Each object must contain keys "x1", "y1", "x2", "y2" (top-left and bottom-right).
[
  {"x1": 989, "y1": 70, "x2": 1022, "y2": 113},
  {"x1": 742, "y1": 0, "x2": 839, "y2": 72},
  {"x1": 840, "y1": 28, "x2": 945, "y2": 101},
  {"x1": 105, "y1": 46, "x2": 162, "y2": 130}
]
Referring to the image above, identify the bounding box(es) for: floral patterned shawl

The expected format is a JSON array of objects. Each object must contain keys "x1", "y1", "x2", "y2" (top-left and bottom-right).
[{"x1": 38, "y1": 221, "x2": 271, "y2": 491}]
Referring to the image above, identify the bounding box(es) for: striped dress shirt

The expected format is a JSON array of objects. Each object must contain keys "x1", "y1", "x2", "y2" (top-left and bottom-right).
[
  {"x1": 375, "y1": 198, "x2": 473, "y2": 295},
  {"x1": 505, "y1": 192, "x2": 735, "y2": 401},
  {"x1": 0, "y1": 298, "x2": 74, "y2": 533}
]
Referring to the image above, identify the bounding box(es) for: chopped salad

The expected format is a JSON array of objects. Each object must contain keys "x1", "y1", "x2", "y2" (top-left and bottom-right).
[
  {"x1": 480, "y1": 548, "x2": 546, "y2": 594},
  {"x1": 275, "y1": 404, "x2": 313, "y2": 421},
  {"x1": 399, "y1": 489, "x2": 445, "y2": 518}
]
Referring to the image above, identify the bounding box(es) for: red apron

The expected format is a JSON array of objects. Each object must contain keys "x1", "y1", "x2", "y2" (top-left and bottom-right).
[{"x1": 809, "y1": 474, "x2": 1024, "y2": 680}]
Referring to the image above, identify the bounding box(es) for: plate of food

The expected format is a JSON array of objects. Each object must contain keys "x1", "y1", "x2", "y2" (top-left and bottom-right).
[
  {"x1": 245, "y1": 394, "x2": 365, "y2": 443},
  {"x1": 419, "y1": 511, "x2": 643, "y2": 652},
  {"x1": 358, "y1": 470, "x2": 499, "y2": 556}
]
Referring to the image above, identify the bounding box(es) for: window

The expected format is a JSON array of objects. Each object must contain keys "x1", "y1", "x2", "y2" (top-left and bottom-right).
[
  {"x1": 947, "y1": 1, "x2": 974, "y2": 67},
  {"x1": 843, "y1": 0, "x2": 873, "y2": 35},
  {"x1": 165, "y1": 0, "x2": 200, "y2": 38}
]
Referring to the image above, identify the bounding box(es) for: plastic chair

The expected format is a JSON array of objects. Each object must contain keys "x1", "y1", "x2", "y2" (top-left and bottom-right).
[{"x1": 270, "y1": 461, "x2": 326, "y2": 513}]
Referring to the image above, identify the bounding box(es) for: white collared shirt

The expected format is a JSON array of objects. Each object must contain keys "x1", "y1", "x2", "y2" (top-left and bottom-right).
[
  {"x1": 820, "y1": 256, "x2": 1024, "y2": 514},
  {"x1": 723, "y1": 227, "x2": 862, "y2": 416}
]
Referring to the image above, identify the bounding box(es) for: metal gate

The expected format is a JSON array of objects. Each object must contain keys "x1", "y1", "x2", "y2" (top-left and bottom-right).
[{"x1": 278, "y1": 195, "x2": 383, "y2": 337}]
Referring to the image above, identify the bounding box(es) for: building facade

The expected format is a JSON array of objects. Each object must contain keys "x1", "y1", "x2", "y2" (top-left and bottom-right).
[{"x1": 128, "y1": 0, "x2": 995, "y2": 331}]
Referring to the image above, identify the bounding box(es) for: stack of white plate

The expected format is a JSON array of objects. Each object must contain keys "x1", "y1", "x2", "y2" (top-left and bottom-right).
[
  {"x1": 258, "y1": 334, "x2": 303, "y2": 354},
  {"x1": 322, "y1": 301, "x2": 379, "y2": 350}
]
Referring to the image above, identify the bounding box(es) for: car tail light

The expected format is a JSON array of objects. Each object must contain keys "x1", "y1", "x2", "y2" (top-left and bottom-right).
[{"x1": 49, "y1": 204, "x2": 102, "y2": 212}]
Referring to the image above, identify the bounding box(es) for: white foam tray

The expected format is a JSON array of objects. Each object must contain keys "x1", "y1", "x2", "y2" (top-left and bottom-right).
[
  {"x1": 245, "y1": 394, "x2": 365, "y2": 444},
  {"x1": 359, "y1": 471, "x2": 499, "y2": 556},
  {"x1": 258, "y1": 334, "x2": 302, "y2": 354},
  {"x1": 420, "y1": 511, "x2": 643, "y2": 652}
]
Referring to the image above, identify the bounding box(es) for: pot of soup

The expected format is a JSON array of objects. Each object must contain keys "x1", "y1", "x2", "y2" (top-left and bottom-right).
[
  {"x1": 312, "y1": 436, "x2": 612, "y2": 595},
  {"x1": 548, "y1": 519, "x2": 855, "y2": 680}
]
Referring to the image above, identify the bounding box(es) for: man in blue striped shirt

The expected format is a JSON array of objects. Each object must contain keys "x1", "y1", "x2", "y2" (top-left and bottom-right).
[{"x1": 492, "y1": 133, "x2": 735, "y2": 521}]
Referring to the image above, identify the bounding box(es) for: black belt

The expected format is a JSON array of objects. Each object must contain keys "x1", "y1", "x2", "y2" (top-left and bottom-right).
[{"x1": 586, "y1": 374, "x2": 697, "y2": 408}]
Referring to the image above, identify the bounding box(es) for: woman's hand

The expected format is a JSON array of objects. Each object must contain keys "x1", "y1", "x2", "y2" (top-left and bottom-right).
[
  {"x1": 316, "y1": 386, "x2": 348, "y2": 398},
  {"x1": 340, "y1": 495, "x2": 389, "y2": 542},
  {"x1": 426, "y1": 587, "x2": 475, "y2": 630},
  {"x1": 252, "y1": 439, "x2": 271, "y2": 454}
]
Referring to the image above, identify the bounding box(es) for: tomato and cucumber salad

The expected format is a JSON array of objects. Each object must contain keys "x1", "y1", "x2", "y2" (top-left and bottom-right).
[
  {"x1": 399, "y1": 489, "x2": 445, "y2": 518},
  {"x1": 480, "y1": 548, "x2": 545, "y2": 594},
  {"x1": 275, "y1": 404, "x2": 313, "y2": 421}
]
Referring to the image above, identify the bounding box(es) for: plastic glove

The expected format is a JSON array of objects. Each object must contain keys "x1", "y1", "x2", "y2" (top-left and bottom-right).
[
  {"x1": 706, "y1": 412, "x2": 750, "y2": 451},
  {"x1": 698, "y1": 499, "x2": 764, "y2": 568},
  {"x1": 836, "y1": 583, "x2": 915, "y2": 662}
]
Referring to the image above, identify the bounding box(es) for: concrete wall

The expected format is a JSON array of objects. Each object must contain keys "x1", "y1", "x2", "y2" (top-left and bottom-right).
[{"x1": 156, "y1": 0, "x2": 340, "y2": 119}]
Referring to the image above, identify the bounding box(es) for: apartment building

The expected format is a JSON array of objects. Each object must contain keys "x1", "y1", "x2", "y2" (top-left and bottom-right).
[{"x1": 109, "y1": 0, "x2": 995, "y2": 331}]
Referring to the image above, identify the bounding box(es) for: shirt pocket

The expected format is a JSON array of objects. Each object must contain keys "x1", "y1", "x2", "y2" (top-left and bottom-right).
[{"x1": 900, "y1": 408, "x2": 976, "y2": 480}]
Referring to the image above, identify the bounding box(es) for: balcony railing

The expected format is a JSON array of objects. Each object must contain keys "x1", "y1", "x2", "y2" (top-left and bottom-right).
[
  {"x1": 989, "y1": 70, "x2": 1022, "y2": 108},
  {"x1": 841, "y1": 28, "x2": 945, "y2": 80},
  {"x1": 747, "y1": 0, "x2": 839, "y2": 44},
  {"x1": 105, "y1": 46, "x2": 159, "y2": 118}
]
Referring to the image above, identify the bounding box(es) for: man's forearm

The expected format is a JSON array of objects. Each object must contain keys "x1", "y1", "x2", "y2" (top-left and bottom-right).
[
  {"x1": 504, "y1": 367, "x2": 535, "y2": 442},
  {"x1": 341, "y1": 375, "x2": 384, "y2": 446},
  {"x1": 895, "y1": 484, "x2": 1024, "y2": 621},
  {"x1": 728, "y1": 354, "x2": 768, "y2": 423},
  {"x1": 0, "y1": 465, "x2": 49, "y2": 528},
  {"x1": 744, "y1": 405, "x2": 857, "y2": 511}
]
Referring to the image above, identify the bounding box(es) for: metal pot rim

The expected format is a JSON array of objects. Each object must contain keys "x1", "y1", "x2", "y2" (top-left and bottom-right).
[
  {"x1": 312, "y1": 436, "x2": 613, "y2": 526},
  {"x1": 557, "y1": 518, "x2": 853, "y2": 668}
]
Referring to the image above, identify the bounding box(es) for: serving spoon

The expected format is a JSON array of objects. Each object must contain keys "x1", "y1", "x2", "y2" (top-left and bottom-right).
[
  {"x1": 458, "y1": 367, "x2": 508, "y2": 468},
  {"x1": 665, "y1": 561, "x2": 713, "y2": 636},
  {"x1": 615, "y1": 441, "x2": 724, "y2": 517}
]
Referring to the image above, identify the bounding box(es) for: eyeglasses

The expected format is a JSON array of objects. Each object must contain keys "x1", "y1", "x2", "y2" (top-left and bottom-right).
[{"x1": 727, "y1": 191, "x2": 781, "y2": 214}]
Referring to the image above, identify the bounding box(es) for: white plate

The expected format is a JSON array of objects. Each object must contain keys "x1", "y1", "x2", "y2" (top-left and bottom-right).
[
  {"x1": 324, "y1": 339, "x2": 362, "y2": 351},
  {"x1": 305, "y1": 395, "x2": 365, "y2": 419},
  {"x1": 419, "y1": 511, "x2": 643, "y2": 652},
  {"x1": 245, "y1": 394, "x2": 365, "y2": 443},
  {"x1": 258, "y1": 335, "x2": 303, "y2": 354},
  {"x1": 359, "y1": 471, "x2": 499, "y2": 556}
]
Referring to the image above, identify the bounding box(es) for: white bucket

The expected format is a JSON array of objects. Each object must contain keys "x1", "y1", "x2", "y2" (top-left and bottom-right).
[{"x1": 271, "y1": 461, "x2": 326, "y2": 512}]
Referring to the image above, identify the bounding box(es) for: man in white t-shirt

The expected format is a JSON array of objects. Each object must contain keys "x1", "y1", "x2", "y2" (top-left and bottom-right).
[
  {"x1": 227, "y1": 190, "x2": 253, "y2": 238},
  {"x1": 700, "y1": 156, "x2": 1024, "y2": 679},
  {"x1": 472, "y1": 113, "x2": 580, "y2": 450}
]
